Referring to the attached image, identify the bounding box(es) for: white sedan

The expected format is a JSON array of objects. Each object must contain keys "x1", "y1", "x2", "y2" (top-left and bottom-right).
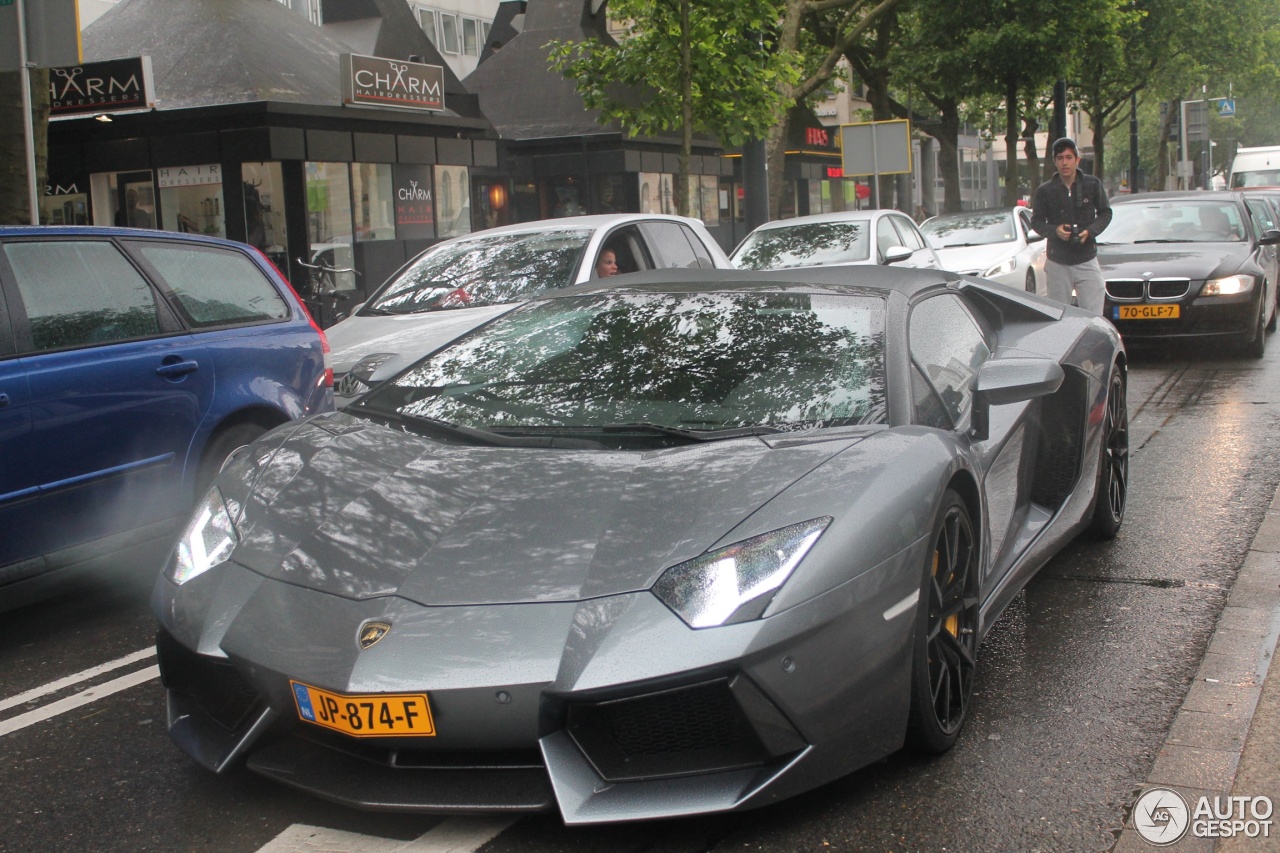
[
  {"x1": 327, "y1": 213, "x2": 730, "y2": 406},
  {"x1": 920, "y1": 207, "x2": 1047, "y2": 294},
  {"x1": 730, "y1": 209, "x2": 942, "y2": 270}
]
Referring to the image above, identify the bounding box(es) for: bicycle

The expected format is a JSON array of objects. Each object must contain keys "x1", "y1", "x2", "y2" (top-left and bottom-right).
[{"x1": 295, "y1": 256, "x2": 360, "y2": 328}]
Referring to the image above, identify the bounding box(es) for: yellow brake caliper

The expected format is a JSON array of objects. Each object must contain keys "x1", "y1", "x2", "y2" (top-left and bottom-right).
[{"x1": 933, "y1": 549, "x2": 959, "y2": 638}]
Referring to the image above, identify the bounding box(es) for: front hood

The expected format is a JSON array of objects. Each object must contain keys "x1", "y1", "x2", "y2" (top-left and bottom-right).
[
  {"x1": 1096, "y1": 242, "x2": 1253, "y2": 281},
  {"x1": 932, "y1": 243, "x2": 1016, "y2": 273},
  {"x1": 225, "y1": 416, "x2": 860, "y2": 606},
  {"x1": 326, "y1": 305, "x2": 518, "y2": 374}
]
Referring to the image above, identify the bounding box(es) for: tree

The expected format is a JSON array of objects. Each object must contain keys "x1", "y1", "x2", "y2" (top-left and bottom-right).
[
  {"x1": 548, "y1": 0, "x2": 801, "y2": 217},
  {"x1": 0, "y1": 69, "x2": 50, "y2": 225},
  {"x1": 766, "y1": 0, "x2": 905, "y2": 217}
]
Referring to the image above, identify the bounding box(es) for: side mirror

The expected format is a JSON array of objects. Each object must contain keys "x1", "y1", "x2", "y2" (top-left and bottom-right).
[
  {"x1": 1258, "y1": 229, "x2": 1280, "y2": 246},
  {"x1": 970, "y1": 357, "x2": 1065, "y2": 441},
  {"x1": 1027, "y1": 232, "x2": 1046, "y2": 243},
  {"x1": 883, "y1": 246, "x2": 913, "y2": 265}
]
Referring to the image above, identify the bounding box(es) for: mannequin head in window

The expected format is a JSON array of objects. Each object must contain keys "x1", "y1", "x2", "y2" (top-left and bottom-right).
[{"x1": 595, "y1": 248, "x2": 619, "y2": 278}]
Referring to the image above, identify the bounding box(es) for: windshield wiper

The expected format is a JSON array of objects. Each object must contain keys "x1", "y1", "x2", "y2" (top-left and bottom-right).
[
  {"x1": 601, "y1": 422, "x2": 784, "y2": 442},
  {"x1": 349, "y1": 404, "x2": 580, "y2": 447}
]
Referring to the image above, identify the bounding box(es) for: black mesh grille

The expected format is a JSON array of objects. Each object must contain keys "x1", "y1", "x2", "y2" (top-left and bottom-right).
[
  {"x1": 1149, "y1": 279, "x2": 1191, "y2": 299},
  {"x1": 566, "y1": 679, "x2": 772, "y2": 782},
  {"x1": 156, "y1": 630, "x2": 261, "y2": 732},
  {"x1": 1106, "y1": 279, "x2": 1144, "y2": 300}
]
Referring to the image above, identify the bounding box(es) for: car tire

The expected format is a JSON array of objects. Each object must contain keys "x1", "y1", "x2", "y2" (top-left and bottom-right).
[
  {"x1": 1246, "y1": 299, "x2": 1267, "y2": 359},
  {"x1": 196, "y1": 422, "x2": 267, "y2": 498},
  {"x1": 1089, "y1": 365, "x2": 1128, "y2": 539},
  {"x1": 905, "y1": 489, "x2": 979, "y2": 754},
  {"x1": 1025, "y1": 270, "x2": 1036, "y2": 293}
]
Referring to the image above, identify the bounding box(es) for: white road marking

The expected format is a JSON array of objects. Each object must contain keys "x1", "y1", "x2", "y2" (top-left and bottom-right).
[
  {"x1": 257, "y1": 817, "x2": 516, "y2": 853},
  {"x1": 0, "y1": 646, "x2": 156, "y2": 714},
  {"x1": 0, "y1": 664, "x2": 161, "y2": 737}
]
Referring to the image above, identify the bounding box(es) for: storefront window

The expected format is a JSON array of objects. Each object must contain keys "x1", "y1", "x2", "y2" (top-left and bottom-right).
[
  {"x1": 353, "y1": 163, "x2": 395, "y2": 242},
  {"x1": 685, "y1": 174, "x2": 719, "y2": 226},
  {"x1": 90, "y1": 171, "x2": 155, "y2": 229},
  {"x1": 392, "y1": 164, "x2": 435, "y2": 241},
  {"x1": 157, "y1": 164, "x2": 225, "y2": 237},
  {"x1": 474, "y1": 177, "x2": 511, "y2": 230},
  {"x1": 41, "y1": 182, "x2": 88, "y2": 225},
  {"x1": 242, "y1": 162, "x2": 289, "y2": 270},
  {"x1": 434, "y1": 165, "x2": 472, "y2": 237},
  {"x1": 639, "y1": 172, "x2": 675, "y2": 215},
  {"x1": 593, "y1": 175, "x2": 628, "y2": 214},
  {"x1": 305, "y1": 161, "x2": 356, "y2": 290}
]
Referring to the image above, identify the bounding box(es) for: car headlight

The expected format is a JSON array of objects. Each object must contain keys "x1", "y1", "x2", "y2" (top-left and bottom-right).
[
  {"x1": 168, "y1": 487, "x2": 238, "y2": 585},
  {"x1": 652, "y1": 518, "x2": 831, "y2": 629},
  {"x1": 1202, "y1": 275, "x2": 1255, "y2": 296},
  {"x1": 984, "y1": 257, "x2": 1017, "y2": 277}
]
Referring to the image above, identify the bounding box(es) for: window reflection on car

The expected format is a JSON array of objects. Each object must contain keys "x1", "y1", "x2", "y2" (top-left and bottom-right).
[
  {"x1": 732, "y1": 222, "x2": 871, "y2": 269},
  {"x1": 364, "y1": 229, "x2": 593, "y2": 315},
  {"x1": 920, "y1": 211, "x2": 1018, "y2": 248},
  {"x1": 356, "y1": 291, "x2": 888, "y2": 444},
  {"x1": 1098, "y1": 201, "x2": 1248, "y2": 244}
]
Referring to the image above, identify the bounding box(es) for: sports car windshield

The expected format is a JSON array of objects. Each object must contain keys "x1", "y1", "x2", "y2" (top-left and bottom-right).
[
  {"x1": 1098, "y1": 201, "x2": 1247, "y2": 244},
  {"x1": 358, "y1": 290, "x2": 887, "y2": 440},
  {"x1": 921, "y1": 212, "x2": 1017, "y2": 247},
  {"x1": 733, "y1": 221, "x2": 871, "y2": 269},
  {"x1": 362, "y1": 229, "x2": 592, "y2": 315}
]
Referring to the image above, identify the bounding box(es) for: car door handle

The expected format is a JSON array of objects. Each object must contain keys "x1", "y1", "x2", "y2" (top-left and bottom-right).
[
  {"x1": 156, "y1": 360, "x2": 200, "y2": 378},
  {"x1": 0, "y1": 393, "x2": 8, "y2": 408}
]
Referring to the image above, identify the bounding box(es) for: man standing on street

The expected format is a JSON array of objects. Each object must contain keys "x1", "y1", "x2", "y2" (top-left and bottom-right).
[{"x1": 1031, "y1": 137, "x2": 1112, "y2": 314}]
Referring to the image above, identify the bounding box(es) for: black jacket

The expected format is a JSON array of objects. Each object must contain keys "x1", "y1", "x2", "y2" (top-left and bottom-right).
[{"x1": 1031, "y1": 171, "x2": 1112, "y2": 265}]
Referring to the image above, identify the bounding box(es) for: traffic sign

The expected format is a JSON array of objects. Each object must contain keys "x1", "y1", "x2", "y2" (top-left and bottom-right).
[{"x1": 1217, "y1": 98, "x2": 1236, "y2": 118}]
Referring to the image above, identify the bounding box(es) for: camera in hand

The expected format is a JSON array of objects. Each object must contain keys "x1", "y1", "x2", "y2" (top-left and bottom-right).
[{"x1": 1066, "y1": 224, "x2": 1082, "y2": 243}]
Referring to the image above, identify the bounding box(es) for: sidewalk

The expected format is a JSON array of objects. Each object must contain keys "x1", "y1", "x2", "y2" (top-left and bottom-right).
[{"x1": 1112, "y1": 485, "x2": 1280, "y2": 852}]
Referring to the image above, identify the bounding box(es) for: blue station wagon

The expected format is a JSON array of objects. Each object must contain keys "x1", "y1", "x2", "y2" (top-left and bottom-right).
[{"x1": 0, "y1": 227, "x2": 333, "y2": 589}]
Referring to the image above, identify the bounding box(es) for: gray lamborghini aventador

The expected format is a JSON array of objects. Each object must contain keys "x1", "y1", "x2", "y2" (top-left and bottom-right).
[{"x1": 153, "y1": 266, "x2": 1128, "y2": 824}]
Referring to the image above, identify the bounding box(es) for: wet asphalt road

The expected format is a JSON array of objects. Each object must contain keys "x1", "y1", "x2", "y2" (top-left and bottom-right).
[{"x1": 2, "y1": 339, "x2": 1279, "y2": 853}]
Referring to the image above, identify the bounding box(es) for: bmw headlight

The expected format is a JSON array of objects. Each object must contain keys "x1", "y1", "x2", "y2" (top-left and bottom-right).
[
  {"x1": 984, "y1": 257, "x2": 1017, "y2": 278},
  {"x1": 168, "y1": 487, "x2": 238, "y2": 585},
  {"x1": 652, "y1": 518, "x2": 831, "y2": 629},
  {"x1": 1202, "y1": 275, "x2": 1255, "y2": 296}
]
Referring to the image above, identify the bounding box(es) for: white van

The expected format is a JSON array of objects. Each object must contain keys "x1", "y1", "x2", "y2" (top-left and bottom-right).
[{"x1": 1229, "y1": 146, "x2": 1280, "y2": 187}]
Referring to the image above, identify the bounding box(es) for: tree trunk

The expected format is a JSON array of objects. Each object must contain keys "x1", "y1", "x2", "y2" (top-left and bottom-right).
[
  {"x1": 1154, "y1": 101, "x2": 1176, "y2": 191},
  {"x1": 1089, "y1": 108, "x2": 1106, "y2": 181},
  {"x1": 676, "y1": 0, "x2": 692, "y2": 217},
  {"x1": 0, "y1": 69, "x2": 50, "y2": 225},
  {"x1": 766, "y1": 119, "x2": 790, "y2": 219},
  {"x1": 917, "y1": 101, "x2": 963, "y2": 213},
  {"x1": 1003, "y1": 76, "x2": 1020, "y2": 206}
]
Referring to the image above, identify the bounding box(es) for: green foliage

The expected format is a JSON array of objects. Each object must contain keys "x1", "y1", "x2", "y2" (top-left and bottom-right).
[{"x1": 546, "y1": 0, "x2": 801, "y2": 146}]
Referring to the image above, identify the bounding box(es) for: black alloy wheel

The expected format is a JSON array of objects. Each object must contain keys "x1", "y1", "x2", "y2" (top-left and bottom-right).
[
  {"x1": 906, "y1": 490, "x2": 979, "y2": 753},
  {"x1": 1025, "y1": 269, "x2": 1037, "y2": 293},
  {"x1": 1090, "y1": 365, "x2": 1129, "y2": 538}
]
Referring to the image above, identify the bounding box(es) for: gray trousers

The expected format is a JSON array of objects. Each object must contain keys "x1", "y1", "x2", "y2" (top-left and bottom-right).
[{"x1": 1045, "y1": 258, "x2": 1105, "y2": 315}]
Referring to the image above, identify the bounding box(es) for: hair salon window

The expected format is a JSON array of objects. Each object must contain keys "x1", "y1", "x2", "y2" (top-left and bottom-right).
[
  {"x1": 304, "y1": 161, "x2": 356, "y2": 290},
  {"x1": 242, "y1": 162, "x2": 289, "y2": 271},
  {"x1": 434, "y1": 165, "x2": 472, "y2": 237},
  {"x1": 353, "y1": 164, "x2": 395, "y2": 242},
  {"x1": 639, "y1": 173, "x2": 675, "y2": 215},
  {"x1": 157, "y1": 164, "x2": 225, "y2": 238}
]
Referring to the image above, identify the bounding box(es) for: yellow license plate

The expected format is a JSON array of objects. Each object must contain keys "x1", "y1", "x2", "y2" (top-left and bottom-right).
[
  {"x1": 1115, "y1": 304, "x2": 1180, "y2": 320},
  {"x1": 290, "y1": 681, "x2": 436, "y2": 737}
]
